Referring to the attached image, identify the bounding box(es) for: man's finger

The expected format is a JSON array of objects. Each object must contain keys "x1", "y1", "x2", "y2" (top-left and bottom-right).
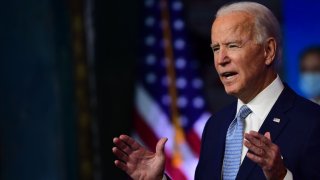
[
  {"x1": 114, "y1": 160, "x2": 129, "y2": 173},
  {"x1": 112, "y1": 147, "x2": 129, "y2": 162},
  {"x1": 119, "y1": 134, "x2": 142, "y2": 150},
  {"x1": 156, "y1": 137, "x2": 168, "y2": 157},
  {"x1": 113, "y1": 137, "x2": 132, "y2": 155},
  {"x1": 244, "y1": 140, "x2": 265, "y2": 156},
  {"x1": 244, "y1": 133, "x2": 265, "y2": 148},
  {"x1": 248, "y1": 131, "x2": 272, "y2": 146},
  {"x1": 264, "y1": 132, "x2": 271, "y2": 140},
  {"x1": 246, "y1": 152, "x2": 266, "y2": 166}
]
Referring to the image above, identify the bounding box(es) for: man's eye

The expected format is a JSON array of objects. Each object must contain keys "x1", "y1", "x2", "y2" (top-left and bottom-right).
[
  {"x1": 212, "y1": 47, "x2": 220, "y2": 52},
  {"x1": 228, "y1": 44, "x2": 240, "y2": 48}
]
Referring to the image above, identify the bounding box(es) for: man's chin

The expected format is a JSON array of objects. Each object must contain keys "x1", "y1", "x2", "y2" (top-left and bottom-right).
[{"x1": 223, "y1": 87, "x2": 239, "y2": 96}]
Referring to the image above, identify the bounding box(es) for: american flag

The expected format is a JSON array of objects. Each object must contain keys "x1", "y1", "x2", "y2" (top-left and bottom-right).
[{"x1": 133, "y1": 0, "x2": 211, "y2": 179}]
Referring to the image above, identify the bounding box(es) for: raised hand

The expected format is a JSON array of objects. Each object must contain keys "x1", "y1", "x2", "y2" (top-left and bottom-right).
[
  {"x1": 112, "y1": 134, "x2": 168, "y2": 180},
  {"x1": 244, "y1": 131, "x2": 287, "y2": 180}
]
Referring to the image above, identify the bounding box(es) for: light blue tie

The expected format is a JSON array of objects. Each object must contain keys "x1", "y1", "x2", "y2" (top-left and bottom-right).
[{"x1": 222, "y1": 105, "x2": 252, "y2": 180}]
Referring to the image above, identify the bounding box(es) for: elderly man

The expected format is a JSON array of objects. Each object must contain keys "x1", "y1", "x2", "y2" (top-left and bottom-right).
[{"x1": 112, "y1": 2, "x2": 320, "y2": 180}]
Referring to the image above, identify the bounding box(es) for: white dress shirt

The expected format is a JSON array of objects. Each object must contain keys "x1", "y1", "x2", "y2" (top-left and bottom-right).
[{"x1": 236, "y1": 75, "x2": 292, "y2": 179}]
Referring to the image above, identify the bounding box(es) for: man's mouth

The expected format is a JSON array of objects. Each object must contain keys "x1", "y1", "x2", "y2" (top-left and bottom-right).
[{"x1": 221, "y1": 72, "x2": 238, "y2": 80}]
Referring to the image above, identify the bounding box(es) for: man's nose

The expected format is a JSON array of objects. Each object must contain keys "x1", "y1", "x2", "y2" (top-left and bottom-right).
[{"x1": 216, "y1": 48, "x2": 230, "y2": 66}]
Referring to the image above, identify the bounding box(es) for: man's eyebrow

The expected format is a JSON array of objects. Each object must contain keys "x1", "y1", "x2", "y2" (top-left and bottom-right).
[
  {"x1": 211, "y1": 40, "x2": 243, "y2": 46},
  {"x1": 222, "y1": 40, "x2": 242, "y2": 45},
  {"x1": 211, "y1": 43, "x2": 219, "y2": 47}
]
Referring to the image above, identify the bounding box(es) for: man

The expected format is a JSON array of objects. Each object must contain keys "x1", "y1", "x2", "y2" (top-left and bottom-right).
[
  {"x1": 112, "y1": 2, "x2": 320, "y2": 179},
  {"x1": 299, "y1": 46, "x2": 320, "y2": 105}
]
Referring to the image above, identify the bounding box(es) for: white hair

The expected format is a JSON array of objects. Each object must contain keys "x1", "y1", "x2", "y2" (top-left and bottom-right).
[{"x1": 216, "y1": 2, "x2": 282, "y2": 63}]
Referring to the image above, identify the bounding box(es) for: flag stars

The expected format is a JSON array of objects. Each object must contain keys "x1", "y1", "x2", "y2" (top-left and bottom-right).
[
  {"x1": 146, "y1": 54, "x2": 156, "y2": 65},
  {"x1": 176, "y1": 77, "x2": 187, "y2": 89},
  {"x1": 192, "y1": 78, "x2": 203, "y2": 89},
  {"x1": 173, "y1": 19, "x2": 184, "y2": 31},
  {"x1": 193, "y1": 97, "x2": 204, "y2": 109},
  {"x1": 175, "y1": 57, "x2": 186, "y2": 69},
  {"x1": 174, "y1": 39, "x2": 185, "y2": 50},
  {"x1": 145, "y1": 35, "x2": 156, "y2": 46},
  {"x1": 177, "y1": 96, "x2": 188, "y2": 108},
  {"x1": 145, "y1": 16, "x2": 155, "y2": 27},
  {"x1": 145, "y1": 0, "x2": 155, "y2": 8},
  {"x1": 172, "y1": 1, "x2": 183, "y2": 11},
  {"x1": 146, "y1": 73, "x2": 157, "y2": 84}
]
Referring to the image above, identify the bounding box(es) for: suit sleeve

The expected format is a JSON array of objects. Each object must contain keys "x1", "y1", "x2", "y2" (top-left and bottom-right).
[{"x1": 194, "y1": 116, "x2": 210, "y2": 179}]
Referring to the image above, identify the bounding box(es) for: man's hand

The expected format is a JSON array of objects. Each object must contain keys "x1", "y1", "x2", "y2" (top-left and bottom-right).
[
  {"x1": 244, "y1": 131, "x2": 287, "y2": 180},
  {"x1": 112, "y1": 134, "x2": 167, "y2": 180}
]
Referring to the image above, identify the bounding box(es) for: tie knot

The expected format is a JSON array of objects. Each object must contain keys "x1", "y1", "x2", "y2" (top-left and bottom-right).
[{"x1": 238, "y1": 105, "x2": 252, "y2": 119}]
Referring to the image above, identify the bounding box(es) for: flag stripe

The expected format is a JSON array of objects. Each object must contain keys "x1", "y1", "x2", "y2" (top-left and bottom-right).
[
  {"x1": 133, "y1": 110, "x2": 159, "y2": 150},
  {"x1": 185, "y1": 129, "x2": 201, "y2": 156}
]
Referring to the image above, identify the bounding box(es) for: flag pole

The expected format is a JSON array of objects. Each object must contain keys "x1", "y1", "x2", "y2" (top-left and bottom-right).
[{"x1": 159, "y1": 0, "x2": 185, "y2": 168}]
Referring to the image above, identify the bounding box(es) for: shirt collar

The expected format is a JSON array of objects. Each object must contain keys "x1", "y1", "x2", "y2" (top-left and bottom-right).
[{"x1": 237, "y1": 75, "x2": 284, "y2": 121}]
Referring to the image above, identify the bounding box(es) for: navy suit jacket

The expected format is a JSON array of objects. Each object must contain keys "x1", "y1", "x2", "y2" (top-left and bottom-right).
[{"x1": 195, "y1": 85, "x2": 320, "y2": 180}]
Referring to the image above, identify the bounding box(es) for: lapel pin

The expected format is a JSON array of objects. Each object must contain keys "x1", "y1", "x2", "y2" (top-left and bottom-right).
[{"x1": 273, "y1": 118, "x2": 281, "y2": 123}]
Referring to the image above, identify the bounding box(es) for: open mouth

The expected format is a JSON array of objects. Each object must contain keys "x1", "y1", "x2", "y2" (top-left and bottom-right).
[{"x1": 221, "y1": 72, "x2": 238, "y2": 80}]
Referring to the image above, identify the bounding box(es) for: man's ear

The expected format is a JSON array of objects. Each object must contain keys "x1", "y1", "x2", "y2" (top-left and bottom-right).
[{"x1": 264, "y1": 37, "x2": 277, "y2": 66}]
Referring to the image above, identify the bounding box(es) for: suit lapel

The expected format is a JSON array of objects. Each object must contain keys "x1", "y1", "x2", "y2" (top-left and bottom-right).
[{"x1": 236, "y1": 85, "x2": 296, "y2": 179}]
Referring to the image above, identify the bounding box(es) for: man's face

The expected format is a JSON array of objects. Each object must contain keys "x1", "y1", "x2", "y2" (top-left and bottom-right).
[
  {"x1": 211, "y1": 12, "x2": 270, "y2": 101},
  {"x1": 301, "y1": 53, "x2": 320, "y2": 73},
  {"x1": 299, "y1": 52, "x2": 320, "y2": 99}
]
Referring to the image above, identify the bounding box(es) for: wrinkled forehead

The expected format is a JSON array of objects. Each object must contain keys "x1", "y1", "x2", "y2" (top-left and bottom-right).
[{"x1": 211, "y1": 12, "x2": 255, "y2": 43}]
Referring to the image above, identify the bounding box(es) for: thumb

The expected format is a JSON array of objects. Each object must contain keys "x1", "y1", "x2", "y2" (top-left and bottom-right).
[
  {"x1": 264, "y1": 132, "x2": 271, "y2": 140},
  {"x1": 156, "y1": 137, "x2": 168, "y2": 156}
]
